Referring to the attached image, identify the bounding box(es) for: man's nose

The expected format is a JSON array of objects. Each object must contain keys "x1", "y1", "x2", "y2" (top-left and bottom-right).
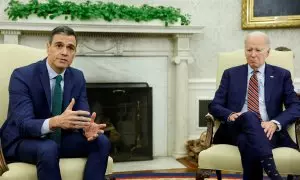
[
  {"x1": 250, "y1": 51, "x2": 257, "y2": 57},
  {"x1": 61, "y1": 47, "x2": 68, "y2": 55}
]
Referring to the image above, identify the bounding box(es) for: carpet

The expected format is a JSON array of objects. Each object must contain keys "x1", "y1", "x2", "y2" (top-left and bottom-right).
[{"x1": 111, "y1": 172, "x2": 265, "y2": 180}]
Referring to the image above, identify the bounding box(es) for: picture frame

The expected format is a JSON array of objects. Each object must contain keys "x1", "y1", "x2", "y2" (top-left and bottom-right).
[{"x1": 242, "y1": 0, "x2": 300, "y2": 29}]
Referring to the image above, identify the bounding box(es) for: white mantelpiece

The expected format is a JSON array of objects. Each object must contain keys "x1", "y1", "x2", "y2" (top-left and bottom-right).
[
  {"x1": 0, "y1": 20, "x2": 203, "y2": 158},
  {"x1": 0, "y1": 21, "x2": 202, "y2": 34}
]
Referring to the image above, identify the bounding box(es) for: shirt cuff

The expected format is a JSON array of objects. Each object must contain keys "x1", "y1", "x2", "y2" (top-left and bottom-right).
[
  {"x1": 271, "y1": 120, "x2": 281, "y2": 131},
  {"x1": 41, "y1": 118, "x2": 52, "y2": 135}
]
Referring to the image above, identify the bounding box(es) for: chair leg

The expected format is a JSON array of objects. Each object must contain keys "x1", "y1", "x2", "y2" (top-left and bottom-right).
[
  {"x1": 216, "y1": 170, "x2": 222, "y2": 180},
  {"x1": 105, "y1": 175, "x2": 116, "y2": 180},
  {"x1": 196, "y1": 169, "x2": 211, "y2": 180},
  {"x1": 287, "y1": 175, "x2": 294, "y2": 180}
]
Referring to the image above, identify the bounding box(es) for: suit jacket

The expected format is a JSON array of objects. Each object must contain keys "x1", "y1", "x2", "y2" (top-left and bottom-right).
[
  {"x1": 209, "y1": 63, "x2": 300, "y2": 144},
  {"x1": 0, "y1": 59, "x2": 90, "y2": 157}
]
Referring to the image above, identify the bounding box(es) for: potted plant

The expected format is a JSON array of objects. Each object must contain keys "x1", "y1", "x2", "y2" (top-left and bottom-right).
[{"x1": 5, "y1": 0, "x2": 191, "y2": 26}]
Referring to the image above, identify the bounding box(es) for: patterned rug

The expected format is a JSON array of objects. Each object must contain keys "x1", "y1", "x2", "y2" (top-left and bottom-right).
[{"x1": 111, "y1": 172, "x2": 253, "y2": 180}]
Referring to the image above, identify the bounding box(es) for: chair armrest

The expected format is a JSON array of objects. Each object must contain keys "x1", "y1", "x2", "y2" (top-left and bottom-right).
[
  {"x1": 203, "y1": 114, "x2": 300, "y2": 151},
  {"x1": 202, "y1": 113, "x2": 216, "y2": 149},
  {"x1": 295, "y1": 118, "x2": 300, "y2": 151},
  {"x1": 0, "y1": 140, "x2": 8, "y2": 175}
]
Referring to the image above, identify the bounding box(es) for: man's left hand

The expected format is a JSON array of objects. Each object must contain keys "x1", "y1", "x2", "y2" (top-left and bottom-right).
[
  {"x1": 261, "y1": 121, "x2": 277, "y2": 140},
  {"x1": 83, "y1": 112, "x2": 106, "y2": 141}
]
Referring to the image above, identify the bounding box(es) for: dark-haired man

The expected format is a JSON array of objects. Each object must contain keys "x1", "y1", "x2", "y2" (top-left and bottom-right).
[{"x1": 0, "y1": 26, "x2": 110, "y2": 180}]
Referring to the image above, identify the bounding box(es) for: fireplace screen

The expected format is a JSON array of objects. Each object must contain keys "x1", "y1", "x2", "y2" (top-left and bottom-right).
[{"x1": 86, "y1": 83, "x2": 153, "y2": 162}]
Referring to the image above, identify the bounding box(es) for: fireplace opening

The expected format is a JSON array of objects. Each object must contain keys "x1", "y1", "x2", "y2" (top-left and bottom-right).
[{"x1": 86, "y1": 83, "x2": 153, "y2": 162}]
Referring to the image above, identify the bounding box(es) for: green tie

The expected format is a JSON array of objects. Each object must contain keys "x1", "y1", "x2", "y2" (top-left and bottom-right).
[{"x1": 49, "y1": 75, "x2": 63, "y2": 144}]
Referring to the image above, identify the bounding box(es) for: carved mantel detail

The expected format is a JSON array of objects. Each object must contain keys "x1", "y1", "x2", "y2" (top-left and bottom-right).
[{"x1": 78, "y1": 37, "x2": 124, "y2": 56}]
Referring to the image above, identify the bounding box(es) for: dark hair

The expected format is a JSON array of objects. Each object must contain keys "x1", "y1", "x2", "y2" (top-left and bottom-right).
[
  {"x1": 49, "y1": 26, "x2": 77, "y2": 45},
  {"x1": 275, "y1": 46, "x2": 291, "y2": 51}
]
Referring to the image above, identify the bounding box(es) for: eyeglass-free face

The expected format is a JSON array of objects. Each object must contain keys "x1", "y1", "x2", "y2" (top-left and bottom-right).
[{"x1": 245, "y1": 36, "x2": 270, "y2": 70}]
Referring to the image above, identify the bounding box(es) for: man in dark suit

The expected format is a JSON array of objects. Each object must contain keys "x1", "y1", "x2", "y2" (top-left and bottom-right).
[
  {"x1": 0, "y1": 26, "x2": 110, "y2": 180},
  {"x1": 209, "y1": 31, "x2": 300, "y2": 180}
]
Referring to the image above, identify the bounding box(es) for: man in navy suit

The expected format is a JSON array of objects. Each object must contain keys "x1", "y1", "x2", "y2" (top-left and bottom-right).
[
  {"x1": 209, "y1": 31, "x2": 300, "y2": 180},
  {"x1": 0, "y1": 26, "x2": 110, "y2": 180}
]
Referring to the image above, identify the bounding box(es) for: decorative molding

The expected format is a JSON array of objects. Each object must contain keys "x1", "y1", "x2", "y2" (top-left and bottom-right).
[
  {"x1": 0, "y1": 21, "x2": 203, "y2": 34},
  {"x1": 76, "y1": 39, "x2": 172, "y2": 57},
  {"x1": 0, "y1": 30, "x2": 20, "y2": 35},
  {"x1": 173, "y1": 34, "x2": 194, "y2": 38},
  {"x1": 21, "y1": 31, "x2": 175, "y2": 38},
  {"x1": 172, "y1": 34, "x2": 194, "y2": 65},
  {"x1": 173, "y1": 57, "x2": 194, "y2": 64},
  {"x1": 1, "y1": 29, "x2": 21, "y2": 44},
  {"x1": 78, "y1": 37, "x2": 123, "y2": 56}
]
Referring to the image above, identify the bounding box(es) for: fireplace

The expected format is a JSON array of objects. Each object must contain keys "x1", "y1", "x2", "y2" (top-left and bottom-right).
[{"x1": 86, "y1": 82, "x2": 153, "y2": 162}]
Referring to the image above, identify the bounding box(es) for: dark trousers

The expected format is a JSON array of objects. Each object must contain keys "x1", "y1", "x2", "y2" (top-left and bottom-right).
[
  {"x1": 213, "y1": 112, "x2": 297, "y2": 180},
  {"x1": 10, "y1": 131, "x2": 111, "y2": 180}
]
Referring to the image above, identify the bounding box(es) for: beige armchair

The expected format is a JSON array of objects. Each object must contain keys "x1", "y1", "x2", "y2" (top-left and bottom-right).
[
  {"x1": 0, "y1": 44, "x2": 113, "y2": 180},
  {"x1": 196, "y1": 49, "x2": 300, "y2": 179}
]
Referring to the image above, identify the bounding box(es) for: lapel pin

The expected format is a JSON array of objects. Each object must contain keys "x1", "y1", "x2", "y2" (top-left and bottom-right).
[{"x1": 270, "y1": 76, "x2": 274, "y2": 78}]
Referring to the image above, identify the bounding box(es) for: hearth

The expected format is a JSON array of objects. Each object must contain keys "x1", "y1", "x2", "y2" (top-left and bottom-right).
[{"x1": 86, "y1": 83, "x2": 153, "y2": 162}]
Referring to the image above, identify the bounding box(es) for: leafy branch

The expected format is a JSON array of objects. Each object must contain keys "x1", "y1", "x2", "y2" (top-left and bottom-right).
[{"x1": 5, "y1": 0, "x2": 191, "y2": 26}]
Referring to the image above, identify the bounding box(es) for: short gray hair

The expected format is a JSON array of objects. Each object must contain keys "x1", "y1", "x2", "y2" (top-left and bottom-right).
[{"x1": 244, "y1": 31, "x2": 270, "y2": 47}]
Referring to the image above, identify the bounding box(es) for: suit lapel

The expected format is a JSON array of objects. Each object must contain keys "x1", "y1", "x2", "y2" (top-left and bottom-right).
[
  {"x1": 63, "y1": 68, "x2": 73, "y2": 110},
  {"x1": 264, "y1": 64, "x2": 274, "y2": 103},
  {"x1": 39, "y1": 59, "x2": 51, "y2": 110},
  {"x1": 238, "y1": 64, "x2": 248, "y2": 108}
]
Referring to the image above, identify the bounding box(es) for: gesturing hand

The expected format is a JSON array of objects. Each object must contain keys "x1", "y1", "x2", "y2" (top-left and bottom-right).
[
  {"x1": 49, "y1": 98, "x2": 91, "y2": 130},
  {"x1": 83, "y1": 112, "x2": 106, "y2": 141}
]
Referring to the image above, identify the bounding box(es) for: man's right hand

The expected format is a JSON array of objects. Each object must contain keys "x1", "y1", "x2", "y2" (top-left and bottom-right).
[
  {"x1": 228, "y1": 112, "x2": 242, "y2": 121},
  {"x1": 49, "y1": 98, "x2": 91, "y2": 130}
]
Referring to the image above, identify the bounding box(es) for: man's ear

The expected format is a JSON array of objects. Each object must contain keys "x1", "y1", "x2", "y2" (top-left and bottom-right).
[
  {"x1": 266, "y1": 48, "x2": 270, "y2": 57},
  {"x1": 46, "y1": 42, "x2": 50, "y2": 53}
]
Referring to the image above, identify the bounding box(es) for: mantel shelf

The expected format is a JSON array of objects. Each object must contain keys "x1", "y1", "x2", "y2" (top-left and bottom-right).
[{"x1": 0, "y1": 21, "x2": 204, "y2": 35}]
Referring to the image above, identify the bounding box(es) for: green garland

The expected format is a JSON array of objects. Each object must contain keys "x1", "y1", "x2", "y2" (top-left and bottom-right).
[{"x1": 5, "y1": 0, "x2": 191, "y2": 26}]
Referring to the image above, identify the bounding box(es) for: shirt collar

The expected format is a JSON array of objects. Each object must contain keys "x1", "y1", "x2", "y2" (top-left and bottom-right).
[
  {"x1": 247, "y1": 63, "x2": 265, "y2": 75},
  {"x1": 46, "y1": 59, "x2": 66, "y2": 80}
]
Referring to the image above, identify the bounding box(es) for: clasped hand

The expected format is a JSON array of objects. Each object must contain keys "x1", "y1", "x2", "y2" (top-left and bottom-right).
[
  {"x1": 50, "y1": 98, "x2": 106, "y2": 141},
  {"x1": 261, "y1": 121, "x2": 277, "y2": 140},
  {"x1": 229, "y1": 112, "x2": 277, "y2": 140}
]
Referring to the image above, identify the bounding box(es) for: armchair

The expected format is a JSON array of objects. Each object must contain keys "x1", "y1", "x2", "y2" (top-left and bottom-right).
[
  {"x1": 0, "y1": 44, "x2": 113, "y2": 180},
  {"x1": 196, "y1": 49, "x2": 300, "y2": 179}
]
